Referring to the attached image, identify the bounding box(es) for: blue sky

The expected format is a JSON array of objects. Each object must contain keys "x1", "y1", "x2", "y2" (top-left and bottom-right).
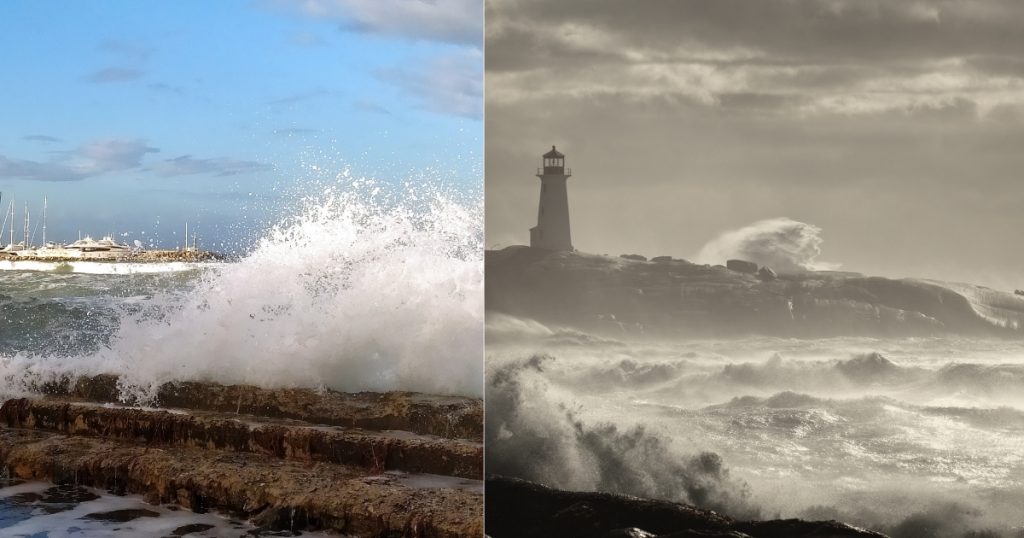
[{"x1": 0, "y1": 0, "x2": 481, "y2": 252}]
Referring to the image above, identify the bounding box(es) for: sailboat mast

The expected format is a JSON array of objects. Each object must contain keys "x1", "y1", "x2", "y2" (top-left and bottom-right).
[
  {"x1": 23, "y1": 203, "x2": 29, "y2": 248},
  {"x1": 0, "y1": 194, "x2": 5, "y2": 247},
  {"x1": 42, "y1": 196, "x2": 47, "y2": 247}
]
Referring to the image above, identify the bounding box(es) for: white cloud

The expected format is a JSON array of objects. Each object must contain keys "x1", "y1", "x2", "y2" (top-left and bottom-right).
[
  {"x1": 149, "y1": 155, "x2": 272, "y2": 177},
  {"x1": 268, "y1": 0, "x2": 481, "y2": 45},
  {"x1": 0, "y1": 139, "x2": 268, "y2": 182},
  {"x1": 0, "y1": 139, "x2": 158, "y2": 182},
  {"x1": 379, "y1": 49, "x2": 482, "y2": 119}
]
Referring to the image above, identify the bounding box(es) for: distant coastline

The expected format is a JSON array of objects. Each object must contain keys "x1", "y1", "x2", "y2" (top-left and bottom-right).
[
  {"x1": 0, "y1": 249, "x2": 224, "y2": 263},
  {"x1": 486, "y1": 246, "x2": 1024, "y2": 338}
]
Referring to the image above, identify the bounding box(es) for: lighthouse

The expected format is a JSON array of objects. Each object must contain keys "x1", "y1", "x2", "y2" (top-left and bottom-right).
[{"x1": 530, "y1": 146, "x2": 574, "y2": 251}]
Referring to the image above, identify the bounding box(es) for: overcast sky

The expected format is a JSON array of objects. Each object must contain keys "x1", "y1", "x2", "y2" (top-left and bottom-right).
[
  {"x1": 486, "y1": 0, "x2": 1024, "y2": 289},
  {"x1": 1, "y1": 0, "x2": 481, "y2": 252}
]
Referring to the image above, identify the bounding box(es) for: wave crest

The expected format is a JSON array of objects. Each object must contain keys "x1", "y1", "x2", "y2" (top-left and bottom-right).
[
  {"x1": 696, "y1": 217, "x2": 838, "y2": 272},
  {"x1": 0, "y1": 177, "x2": 484, "y2": 399}
]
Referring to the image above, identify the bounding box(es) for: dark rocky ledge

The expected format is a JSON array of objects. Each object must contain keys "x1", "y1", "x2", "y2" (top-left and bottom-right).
[
  {"x1": 0, "y1": 398, "x2": 481, "y2": 480},
  {"x1": 0, "y1": 376, "x2": 483, "y2": 536},
  {"x1": 39, "y1": 373, "x2": 482, "y2": 442},
  {"x1": 485, "y1": 475, "x2": 887, "y2": 538}
]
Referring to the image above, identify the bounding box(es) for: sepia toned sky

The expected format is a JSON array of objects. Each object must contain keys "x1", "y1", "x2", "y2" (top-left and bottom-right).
[{"x1": 485, "y1": 0, "x2": 1024, "y2": 289}]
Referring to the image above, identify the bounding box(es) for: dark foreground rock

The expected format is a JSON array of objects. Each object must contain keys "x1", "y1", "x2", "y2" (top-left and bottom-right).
[
  {"x1": 0, "y1": 430, "x2": 481, "y2": 537},
  {"x1": 0, "y1": 398, "x2": 481, "y2": 479},
  {"x1": 0, "y1": 376, "x2": 483, "y2": 537},
  {"x1": 41, "y1": 373, "x2": 482, "y2": 441},
  {"x1": 485, "y1": 476, "x2": 886, "y2": 538}
]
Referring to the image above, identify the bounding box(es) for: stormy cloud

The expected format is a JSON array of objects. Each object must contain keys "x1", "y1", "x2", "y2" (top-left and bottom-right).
[{"x1": 486, "y1": 0, "x2": 1024, "y2": 289}]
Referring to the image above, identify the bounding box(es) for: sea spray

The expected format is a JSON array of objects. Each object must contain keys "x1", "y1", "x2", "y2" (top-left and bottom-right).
[
  {"x1": 486, "y1": 353, "x2": 761, "y2": 519},
  {"x1": 487, "y1": 315, "x2": 1024, "y2": 535},
  {"x1": 696, "y1": 217, "x2": 838, "y2": 272},
  {"x1": 0, "y1": 177, "x2": 483, "y2": 400}
]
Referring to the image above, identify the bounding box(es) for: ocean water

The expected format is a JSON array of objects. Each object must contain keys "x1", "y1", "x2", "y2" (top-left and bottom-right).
[
  {"x1": 0, "y1": 180, "x2": 484, "y2": 401},
  {"x1": 0, "y1": 180, "x2": 483, "y2": 535},
  {"x1": 0, "y1": 269, "x2": 198, "y2": 359},
  {"x1": 487, "y1": 314, "x2": 1024, "y2": 537}
]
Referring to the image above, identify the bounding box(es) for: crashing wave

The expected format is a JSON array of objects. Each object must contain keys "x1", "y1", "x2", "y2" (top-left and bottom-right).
[{"x1": 0, "y1": 177, "x2": 484, "y2": 400}]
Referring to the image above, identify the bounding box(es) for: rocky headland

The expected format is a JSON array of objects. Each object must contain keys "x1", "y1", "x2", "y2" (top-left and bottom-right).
[{"x1": 487, "y1": 246, "x2": 1024, "y2": 338}]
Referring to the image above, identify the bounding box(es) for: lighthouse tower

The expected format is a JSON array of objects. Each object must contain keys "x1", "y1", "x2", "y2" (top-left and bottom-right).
[{"x1": 530, "y1": 146, "x2": 573, "y2": 251}]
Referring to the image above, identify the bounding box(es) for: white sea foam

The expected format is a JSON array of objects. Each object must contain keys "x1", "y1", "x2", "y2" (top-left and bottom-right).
[
  {"x1": 0, "y1": 482, "x2": 327, "y2": 537},
  {"x1": 0, "y1": 177, "x2": 483, "y2": 399},
  {"x1": 487, "y1": 316, "x2": 1024, "y2": 534}
]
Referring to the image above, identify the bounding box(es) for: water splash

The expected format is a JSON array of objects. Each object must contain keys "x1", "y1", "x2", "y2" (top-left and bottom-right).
[
  {"x1": 0, "y1": 177, "x2": 483, "y2": 399},
  {"x1": 487, "y1": 317, "x2": 1024, "y2": 535},
  {"x1": 696, "y1": 217, "x2": 838, "y2": 272}
]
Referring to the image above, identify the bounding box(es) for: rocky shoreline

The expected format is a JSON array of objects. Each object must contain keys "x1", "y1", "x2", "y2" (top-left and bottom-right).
[
  {"x1": 485, "y1": 476, "x2": 887, "y2": 538},
  {"x1": 0, "y1": 375, "x2": 483, "y2": 536},
  {"x1": 487, "y1": 247, "x2": 1024, "y2": 338}
]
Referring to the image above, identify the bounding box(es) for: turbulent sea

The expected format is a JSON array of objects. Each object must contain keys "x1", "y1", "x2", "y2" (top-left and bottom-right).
[
  {"x1": 487, "y1": 314, "x2": 1024, "y2": 537},
  {"x1": 0, "y1": 181, "x2": 483, "y2": 401},
  {"x1": 0, "y1": 180, "x2": 483, "y2": 536}
]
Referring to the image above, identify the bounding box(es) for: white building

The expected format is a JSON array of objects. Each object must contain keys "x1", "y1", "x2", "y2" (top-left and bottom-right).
[{"x1": 530, "y1": 146, "x2": 574, "y2": 251}]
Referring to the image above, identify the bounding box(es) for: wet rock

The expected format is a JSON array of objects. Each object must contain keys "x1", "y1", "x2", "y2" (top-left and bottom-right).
[
  {"x1": 0, "y1": 377, "x2": 483, "y2": 536},
  {"x1": 0, "y1": 429, "x2": 482, "y2": 537},
  {"x1": 655, "y1": 528, "x2": 753, "y2": 532},
  {"x1": 83, "y1": 508, "x2": 161, "y2": 522},
  {"x1": 604, "y1": 528, "x2": 658, "y2": 538},
  {"x1": 756, "y1": 266, "x2": 777, "y2": 281},
  {"x1": 651, "y1": 256, "x2": 673, "y2": 263},
  {"x1": 485, "y1": 476, "x2": 886, "y2": 538},
  {"x1": 486, "y1": 476, "x2": 732, "y2": 537},
  {"x1": 0, "y1": 399, "x2": 481, "y2": 479},
  {"x1": 621, "y1": 254, "x2": 648, "y2": 262},
  {"x1": 169, "y1": 523, "x2": 216, "y2": 536},
  {"x1": 726, "y1": 260, "x2": 758, "y2": 274},
  {"x1": 34, "y1": 374, "x2": 482, "y2": 442},
  {"x1": 44, "y1": 485, "x2": 100, "y2": 503},
  {"x1": 736, "y1": 519, "x2": 884, "y2": 538}
]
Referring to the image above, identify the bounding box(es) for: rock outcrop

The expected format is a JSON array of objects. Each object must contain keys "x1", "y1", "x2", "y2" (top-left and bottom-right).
[
  {"x1": 726, "y1": 259, "x2": 759, "y2": 274},
  {"x1": 0, "y1": 376, "x2": 483, "y2": 537},
  {"x1": 39, "y1": 373, "x2": 481, "y2": 441},
  {"x1": 486, "y1": 247, "x2": 1024, "y2": 338},
  {"x1": 0, "y1": 399, "x2": 481, "y2": 479},
  {"x1": 485, "y1": 476, "x2": 887, "y2": 538}
]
